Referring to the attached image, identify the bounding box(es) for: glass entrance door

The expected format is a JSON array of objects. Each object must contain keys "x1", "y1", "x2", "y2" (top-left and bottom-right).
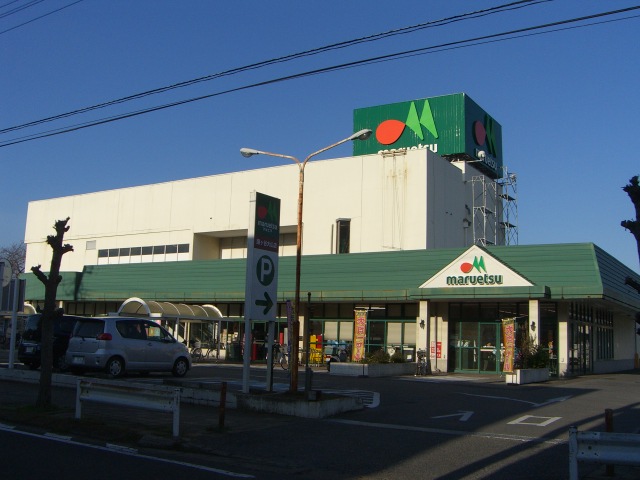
[
  {"x1": 452, "y1": 322, "x2": 503, "y2": 374},
  {"x1": 479, "y1": 323, "x2": 501, "y2": 373},
  {"x1": 458, "y1": 322, "x2": 478, "y2": 370}
]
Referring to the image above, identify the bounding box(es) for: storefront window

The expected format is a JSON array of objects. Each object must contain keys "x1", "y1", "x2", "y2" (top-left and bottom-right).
[
  {"x1": 387, "y1": 323, "x2": 402, "y2": 343},
  {"x1": 386, "y1": 322, "x2": 402, "y2": 358},
  {"x1": 367, "y1": 321, "x2": 385, "y2": 352},
  {"x1": 540, "y1": 302, "x2": 558, "y2": 375},
  {"x1": 324, "y1": 321, "x2": 338, "y2": 340},
  {"x1": 480, "y1": 303, "x2": 498, "y2": 321},
  {"x1": 400, "y1": 322, "x2": 416, "y2": 361}
]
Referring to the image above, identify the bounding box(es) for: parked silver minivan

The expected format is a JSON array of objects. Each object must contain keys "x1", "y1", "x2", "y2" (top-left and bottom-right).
[{"x1": 65, "y1": 316, "x2": 191, "y2": 378}]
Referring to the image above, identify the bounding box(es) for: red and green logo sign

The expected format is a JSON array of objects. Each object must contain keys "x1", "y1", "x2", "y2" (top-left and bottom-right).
[
  {"x1": 353, "y1": 93, "x2": 502, "y2": 179},
  {"x1": 460, "y1": 256, "x2": 486, "y2": 274},
  {"x1": 447, "y1": 256, "x2": 503, "y2": 286},
  {"x1": 376, "y1": 100, "x2": 438, "y2": 145}
]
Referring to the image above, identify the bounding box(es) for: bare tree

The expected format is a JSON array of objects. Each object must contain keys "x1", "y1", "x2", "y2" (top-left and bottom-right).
[
  {"x1": 622, "y1": 176, "x2": 640, "y2": 295},
  {"x1": 0, "y1": 242, "x2": 26, "y2": 275},
  {"x1": 30, "y1": 218, "x2": 73, "y2": 408}
]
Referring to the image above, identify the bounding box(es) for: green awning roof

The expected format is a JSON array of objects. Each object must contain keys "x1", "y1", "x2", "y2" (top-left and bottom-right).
[{"x1": 23, "y1": 243, "x2": 640, "y2": 312}]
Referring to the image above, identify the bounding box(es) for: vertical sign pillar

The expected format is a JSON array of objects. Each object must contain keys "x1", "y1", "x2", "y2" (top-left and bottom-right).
[{"x1": 243, "y1": 192, "x2": 281, "y2": 393}]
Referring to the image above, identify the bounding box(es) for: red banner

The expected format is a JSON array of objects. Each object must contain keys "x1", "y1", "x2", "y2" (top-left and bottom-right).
[
  {"x1": 502, "y1": 319, "x2": 515, "y2": 373},
  {"x1": 352, "y1": 309, "x2": 368, "y2": 362}
]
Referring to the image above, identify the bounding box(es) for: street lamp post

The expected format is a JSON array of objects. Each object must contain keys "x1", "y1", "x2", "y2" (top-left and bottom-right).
[{"x1": 241, "y1": 128, "x2": 371, "y2": 393}]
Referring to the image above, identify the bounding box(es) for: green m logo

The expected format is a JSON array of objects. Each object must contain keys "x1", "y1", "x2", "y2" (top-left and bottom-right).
[
  {"x1": 375, "y1": 100, "x2": 439, "y2": 145},
  {"x1": 460, "y1": 256, "x2": 487, "y2": 274}
]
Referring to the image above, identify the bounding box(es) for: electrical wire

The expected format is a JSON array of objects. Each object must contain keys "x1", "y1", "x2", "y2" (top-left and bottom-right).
[
  {"x1": 0, "y1": 0, "x2": 547, "y2": 135},
  {"x1": 0, "y1": 0, "x2": 84, "y2": 35},
  {"x1": 0, "y1": 0, "x2": 45, "y2": 19},
  {"x1": 1, "y1": 4, "x2": 638, "y2": 148},
  {"x1": 0, "y1": 0, "x2": 31, "y2": 12}
]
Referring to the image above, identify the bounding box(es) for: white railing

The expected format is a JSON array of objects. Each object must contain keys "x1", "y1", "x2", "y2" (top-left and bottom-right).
[
  {"x1": 568, "y1": 426, "x2": 640, "y2": 479},
  {"x1": 75, "y1": 378, "x2": 181, "y2": 438}
]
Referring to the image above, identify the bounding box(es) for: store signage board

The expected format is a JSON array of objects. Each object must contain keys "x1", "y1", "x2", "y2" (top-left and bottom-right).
[
  {"x1": 419, "y1": 245, "x2": 533, "y2": 288},
  {"x1": 353, "y1": 93, "x2": 503, "y2": 179},
  {"x1": 244, "y1": 192, "x2": 281, "y2": 321}
]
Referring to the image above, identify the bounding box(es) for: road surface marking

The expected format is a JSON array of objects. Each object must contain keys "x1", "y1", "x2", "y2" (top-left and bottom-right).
[
  {"x1": 508, "y1": 415, "x2": 562, "y2": 427},
  {"x1": 328, "y1": 419, "x2": 563, "y2": 445},
  {"x1": 432, "y1": 411, "x2": 474, "y2": 422}
]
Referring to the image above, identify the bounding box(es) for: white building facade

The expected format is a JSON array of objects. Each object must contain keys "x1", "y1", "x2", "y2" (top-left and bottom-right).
[{"x1": 25, "y1": 149, "x2": 494, "y2": 272}]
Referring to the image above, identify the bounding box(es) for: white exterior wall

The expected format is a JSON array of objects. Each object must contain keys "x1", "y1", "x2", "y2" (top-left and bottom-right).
[
  {"x1": 592, "y1": 315, "x2": 637, "y2": 373},
  {"x1": 25, "y1": 150, "x2": 485, "y2": 272}
]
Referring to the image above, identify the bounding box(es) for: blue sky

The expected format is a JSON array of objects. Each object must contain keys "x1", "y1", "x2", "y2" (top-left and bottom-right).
[{"x1": 2, "y1": 1, "x2": 639, "y2": 273}]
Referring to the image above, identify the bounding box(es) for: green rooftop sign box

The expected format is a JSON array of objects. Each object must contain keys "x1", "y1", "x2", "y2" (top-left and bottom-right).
[{"x1": 353, "y1": 93, "x2": 503, "y2": 178}]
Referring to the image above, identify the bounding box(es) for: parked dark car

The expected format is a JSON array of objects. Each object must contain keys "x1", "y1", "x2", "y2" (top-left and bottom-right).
[{"x1": 18, "y1": 313, "x2": 85, "y2": 371}]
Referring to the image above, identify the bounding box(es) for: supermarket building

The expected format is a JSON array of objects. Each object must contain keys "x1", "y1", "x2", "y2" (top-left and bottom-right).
[{"x1": 21, "y1": 93, "x2": 640, "y2": 377}]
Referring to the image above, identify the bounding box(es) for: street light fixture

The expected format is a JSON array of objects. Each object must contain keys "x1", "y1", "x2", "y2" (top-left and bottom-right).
[{"x1": 241, "y1": 128, "x2": 372, "y2": 393}]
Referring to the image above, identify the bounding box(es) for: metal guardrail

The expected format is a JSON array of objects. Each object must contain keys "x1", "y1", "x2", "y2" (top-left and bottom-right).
[
  {"x1": 568, "y1": 426, "x2": 640, "y2": 480},
  {"x1": 75, "y1": 378, "x2": 181, "y2": 438}
]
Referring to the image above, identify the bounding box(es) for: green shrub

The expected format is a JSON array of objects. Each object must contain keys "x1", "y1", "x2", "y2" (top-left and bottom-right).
[
  {"x1": 390, "y1": 350, "x2": 405, "y2": 363},
  {"x1": 364, "y1": 349, "x2": 390, "y2": 364},
  {"x1": 514, "y1": 335, "x2": 549, "y2": 369}
]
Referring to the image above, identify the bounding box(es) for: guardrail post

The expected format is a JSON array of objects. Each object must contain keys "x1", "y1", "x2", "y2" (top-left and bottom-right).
[
  {"x1": 172, "y1": 388, "x2": 180, "y2": 438},
  {"x1": 605, "y1": 409, "x2": 614, "y2": 476},
  {"x1": 219, "y1": 381, "x2": 227, "y2": 429},
  {"x1": 74, "y1": 378, "x2": 82, "y2": 420},
  {"x1": 568, "y1": 426, "x2": 578, "y2": 480}
]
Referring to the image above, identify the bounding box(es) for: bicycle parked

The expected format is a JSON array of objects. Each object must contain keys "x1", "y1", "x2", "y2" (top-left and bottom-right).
[
  {"x1": 271, "y1": 343, "x2": 289, "y2": 370},
  {"x1": 415, "y1": 349, "x2": 429, "y2": 376},
  {"x1": 190, "y1": 340, "x2": 220, "y2": 362}
]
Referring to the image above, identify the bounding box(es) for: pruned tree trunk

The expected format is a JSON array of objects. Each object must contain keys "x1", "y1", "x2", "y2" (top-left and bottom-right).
[
  {"x1": 31, "y1": 217, "x2": 73, "y2": 408},
  {"x1": 621, "y1": 175, "x2": 640, "y2": 269}
]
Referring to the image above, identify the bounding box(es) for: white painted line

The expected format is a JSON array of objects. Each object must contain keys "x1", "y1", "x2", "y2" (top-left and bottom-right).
[
  {"x1": 462, "y1": 392, "x2": 571, "y2": 407},
  {"x1": 1, "y1": 427, "x2": 255, "y2": 478},
  {"x1": 328, "y1": 419, "x2": 563, "y2": 445},
  {"x1": 399, "y1": 376, "x2": 479, "y2": 383},
  {"x1": 106, "y1": 443, "x2": 138, "y2": 454},
  {"x1": 432, "y1": 411, "x2": 474, "y2": 422},
  {"x1": 508, "y1": 415, "x2": 562, "y2": 427},
  {"x1": 44, "y1": 432, "x2": 73, "y2": 440}
]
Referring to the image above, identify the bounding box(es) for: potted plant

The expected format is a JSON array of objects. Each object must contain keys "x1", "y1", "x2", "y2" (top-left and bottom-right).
[
  {"x1": 506, "y1": 335, "x2": 550, "y2": 385},
  {"x1": 329, "y1": 348, "x2": 414, "y2": 377}
]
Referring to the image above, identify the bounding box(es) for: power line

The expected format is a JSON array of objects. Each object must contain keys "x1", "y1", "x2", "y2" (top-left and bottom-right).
[
  {"x1": 0, "y1": 0, "x2": 547, "y2": 135},
  {"x1": 0, "y1": 0, "x2": 84, "y2": 35},
  {"x1": 0, "y1": 0, "x2": 45, "y2": 19},
  {"x1": 0, "y1": 1, "x2": 27, "y2": 11},
  {"x1": 1, "y1": 5, "x2": 638, "y2": 148}
]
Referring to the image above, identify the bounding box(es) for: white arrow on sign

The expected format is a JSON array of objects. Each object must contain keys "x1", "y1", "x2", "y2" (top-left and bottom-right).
[{"x1": 432, "y1": 410, "x2": 474, "y2": 422}]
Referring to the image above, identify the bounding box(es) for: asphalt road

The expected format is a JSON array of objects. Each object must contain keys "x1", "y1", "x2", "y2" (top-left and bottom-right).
[
  {"x1": 181, "y1": 364, "x2": 640, "y2": 478},
  {"x1": 2, "y1": 355, "x2": 640, "y2": 479},
  {"x1": 0, "y1": 428, "x2": 261, "y2": 479}
]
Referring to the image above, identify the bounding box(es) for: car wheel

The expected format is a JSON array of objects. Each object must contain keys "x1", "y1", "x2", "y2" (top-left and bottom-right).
[
  {"x1": 55, "y1": 355, "x2": 69, "y2": 372},
  {"x1": 27, "y1": 361, "x2": 40, "y2": 370},
  {"x1": 172, "y1": 357, "x2": 189, "y2": 377},
  {"x1": 106, "y1": 357, "x2": 125, "y2": 378}
]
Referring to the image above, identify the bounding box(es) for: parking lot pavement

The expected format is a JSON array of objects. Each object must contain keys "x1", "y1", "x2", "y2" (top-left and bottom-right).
[{"x1": 0, "y1": 375, "x2": 300, "y2": 454}]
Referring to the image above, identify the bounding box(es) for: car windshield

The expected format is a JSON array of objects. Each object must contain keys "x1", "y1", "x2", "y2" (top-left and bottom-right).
[
  {"x1": 21, "y1": 315, "x2": 41, "y2": 341},
  {"x1": 73, "y1": 319, "x2": 104, "y2": 338},
  {"x1": 55, "y1": 316, "x2": 77, "y2": 336}
]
